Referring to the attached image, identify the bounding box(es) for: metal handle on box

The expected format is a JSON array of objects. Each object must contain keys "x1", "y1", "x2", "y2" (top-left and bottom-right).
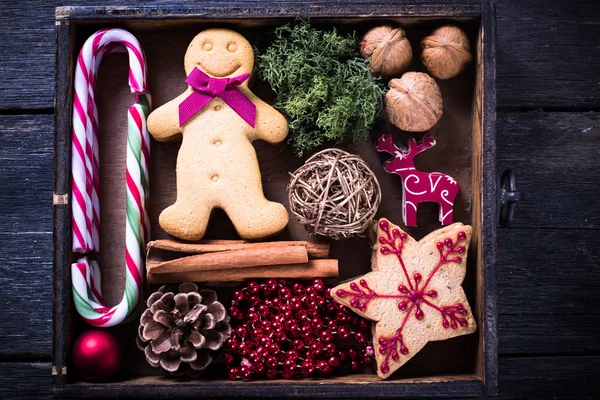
[{"x1": 498, "y1": 169, "x2": 522, "y2": 227}]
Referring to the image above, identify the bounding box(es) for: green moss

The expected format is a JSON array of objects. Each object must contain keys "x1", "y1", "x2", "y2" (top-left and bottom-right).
[{"x1": 257, "y1": 22, "x2": 385, "y2": 156}]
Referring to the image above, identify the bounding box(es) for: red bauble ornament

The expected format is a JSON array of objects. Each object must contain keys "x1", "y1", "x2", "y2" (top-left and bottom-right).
[{"x1": 72, "y1": 330, "x2": 121, "y2": 382}]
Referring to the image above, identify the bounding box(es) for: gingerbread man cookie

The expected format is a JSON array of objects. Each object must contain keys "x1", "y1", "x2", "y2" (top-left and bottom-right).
[
  {"x1": 148, "y1": 29, "x2": 289, "y2": 241},
  {"x1": 331, "y1": 218, "x2": 476, "y2": 379}
]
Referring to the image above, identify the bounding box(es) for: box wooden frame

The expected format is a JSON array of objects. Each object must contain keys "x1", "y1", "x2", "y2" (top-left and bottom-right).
[{"x1": 53, "y1": 2, "x2": 497, "y2": 398}]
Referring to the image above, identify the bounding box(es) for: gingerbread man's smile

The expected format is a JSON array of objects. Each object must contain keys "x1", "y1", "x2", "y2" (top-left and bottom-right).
[{"x1": 197, "y1": 62, "x2": 242, "y2": 78}]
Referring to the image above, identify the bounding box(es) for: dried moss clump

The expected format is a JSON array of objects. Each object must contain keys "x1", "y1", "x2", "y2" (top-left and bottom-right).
[{"x1": 258, "y1": 22, "x2": 385, "y2": 156}]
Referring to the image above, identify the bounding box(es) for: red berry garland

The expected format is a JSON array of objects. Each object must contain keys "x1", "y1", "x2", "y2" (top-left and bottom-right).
[{"x1": 224, "y1": 279, "x2": 373, "y2": 379}]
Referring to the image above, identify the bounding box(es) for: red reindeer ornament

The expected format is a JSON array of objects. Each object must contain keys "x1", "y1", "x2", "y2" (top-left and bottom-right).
[{"x1": 376, "y1": 134, "x2": 459, "y2": 226}]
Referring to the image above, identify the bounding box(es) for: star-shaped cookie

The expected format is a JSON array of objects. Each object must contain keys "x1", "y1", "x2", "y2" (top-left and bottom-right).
[{"x1": 331, "y1": 218, "x2": 477, "y2": 379}]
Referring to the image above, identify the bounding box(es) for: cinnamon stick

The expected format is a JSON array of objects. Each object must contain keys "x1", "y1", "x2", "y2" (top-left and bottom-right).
[
  {"x1": 148, "y1": 244, "x2": 309, "y2": 274},
  {"x1": 147, "y1": 260, "x2": 338, "y2": 284},
  {"x1": 147, "y1": 239, "x2": 249, "y2": 253},
  {"x1": 304, "y1": 242, "x2": 330, "y2": 259},
  {"x1": 147, "y1": 239, "x2": 330, "y2": 259}
]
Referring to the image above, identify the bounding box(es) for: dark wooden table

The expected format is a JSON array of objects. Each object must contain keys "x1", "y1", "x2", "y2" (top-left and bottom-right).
[{"x1": 1, "y1": 0, "x2": 599, "y2": 398}]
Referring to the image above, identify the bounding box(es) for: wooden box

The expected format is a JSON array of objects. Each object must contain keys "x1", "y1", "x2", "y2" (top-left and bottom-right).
[{"x1": 53, "y1": 2, "x2": 497, "y2": 398}]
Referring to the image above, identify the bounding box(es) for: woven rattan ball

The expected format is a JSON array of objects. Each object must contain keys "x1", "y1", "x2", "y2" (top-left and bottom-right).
[{"x1": 287, "y1": 148, "x2": 381, "y2": 239}]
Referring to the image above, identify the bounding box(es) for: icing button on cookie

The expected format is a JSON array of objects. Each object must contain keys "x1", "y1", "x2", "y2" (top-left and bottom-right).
[
  {"x1": 213, "y1": 139, "x2": 222, "y2": 147},
  {"x1": 214, "y1": 105, "x2": 222, "y2": 111},
  {"x1": 211, "y1": 174, "x2": 219, "y2": 182}
]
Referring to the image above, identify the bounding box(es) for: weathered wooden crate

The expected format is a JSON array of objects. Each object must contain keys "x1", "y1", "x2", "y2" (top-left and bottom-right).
[{"x1": 53, "y1": 2, "x2": 497, "y2": 398}]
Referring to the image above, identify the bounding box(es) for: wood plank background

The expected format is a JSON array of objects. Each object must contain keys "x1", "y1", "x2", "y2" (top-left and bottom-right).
[{"x1": 0, "y1": 0, "x2": 599, "y2": 398}]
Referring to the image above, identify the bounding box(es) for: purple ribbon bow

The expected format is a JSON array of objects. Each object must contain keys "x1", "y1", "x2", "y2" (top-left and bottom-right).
[{"x1": 178, "y1": 67, "x2": 256, "y2": 127}]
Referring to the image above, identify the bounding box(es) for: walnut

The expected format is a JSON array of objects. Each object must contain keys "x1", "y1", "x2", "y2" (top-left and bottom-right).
[
  {"x1": 360, "y1": 26, "x2": 412, "y2": 79},
  {"x1": 385, "y1": 72, "x2": 443, "y2": 132},
  {"x1": 421, "y1": 26, "x2": 472, "y2": 79}
]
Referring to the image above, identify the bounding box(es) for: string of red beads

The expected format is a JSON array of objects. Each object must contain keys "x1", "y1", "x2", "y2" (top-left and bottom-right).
[{"x1": 224, "y1": 279, "x2": 373, "y2": 379}]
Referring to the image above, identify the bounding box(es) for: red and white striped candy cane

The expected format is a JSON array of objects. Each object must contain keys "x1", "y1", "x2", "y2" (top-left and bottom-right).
[{"x1": 71, "y1": 28, "x2": 151, "y2": 327}]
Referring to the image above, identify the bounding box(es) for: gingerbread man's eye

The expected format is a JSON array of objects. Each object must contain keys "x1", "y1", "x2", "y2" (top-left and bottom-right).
[
  {"x1": 227, "y1": 42, "x2": 238, "y2": 52},
  {"x1": 203, "y1": 41, "x2": 213, "y2": 51}
]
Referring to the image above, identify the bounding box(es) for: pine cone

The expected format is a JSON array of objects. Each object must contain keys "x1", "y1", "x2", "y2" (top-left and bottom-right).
[{"x1": 136, "y1": 283, "x2": 231, "y2": 377}]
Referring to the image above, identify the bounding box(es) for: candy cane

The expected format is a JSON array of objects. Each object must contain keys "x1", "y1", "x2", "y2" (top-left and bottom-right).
[{"x1": 71, "y1": 28, "x2": 151, "y2": 327}]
